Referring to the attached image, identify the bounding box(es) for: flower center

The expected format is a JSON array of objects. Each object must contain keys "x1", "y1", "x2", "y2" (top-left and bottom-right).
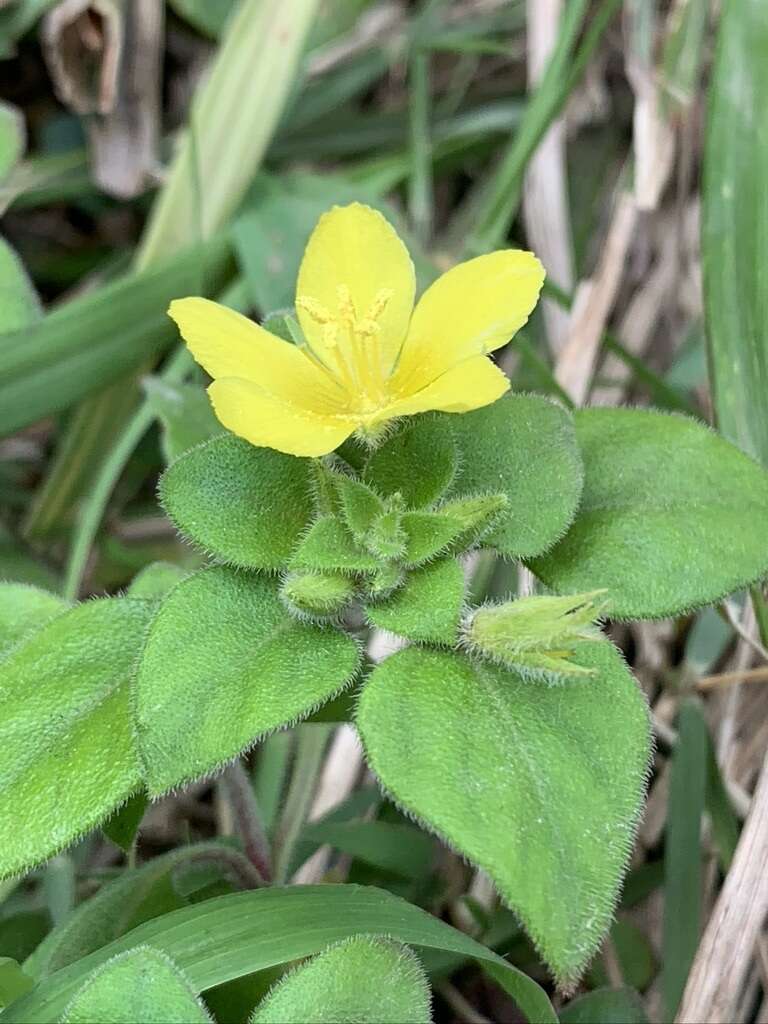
[{"x1": 296, "y1": 286, "x2": 393, "y2": 412}]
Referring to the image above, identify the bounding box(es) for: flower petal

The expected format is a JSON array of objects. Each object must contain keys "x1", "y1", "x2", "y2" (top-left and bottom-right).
[
  {"x1": 393, "y1": 250, "x2": 544, "y2": 392},
  {"x1": 208, "y1": 377, "x2": 355, "y2": 457},
  {"x1": 296, "y1": 203, "x2": 416, "y2": 373},
  {"x1": 169, "y1": 297, "x2": 344, "y2": 413},
  {"x1": 380, "y1": 355, "x2": 509, "y2": 421}
]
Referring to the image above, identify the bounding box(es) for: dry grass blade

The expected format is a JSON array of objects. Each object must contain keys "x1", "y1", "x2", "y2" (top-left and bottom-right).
[
  {"x1": 554, "y1": 187, "x2": 637, "y2": 405},
  {"x1": 522, "y1": 0, "x2": 574, "y2": 354},
  {"x1": 677, "y1": 751, "x2": 768, "y2": 1023}
]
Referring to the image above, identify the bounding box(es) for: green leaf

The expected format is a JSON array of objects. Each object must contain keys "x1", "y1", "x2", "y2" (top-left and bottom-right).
[
  {"x1": 167, "y1": 0, "x2": 236, "y2": 38},
  {"x1": 0, "y1": 598, "x2": 154, "y2": 879},
  {"x1": 357, "y1": 643, "x2": 650, "y2": 985},
  {"x1": 142, "y1": 377, "x2": 220, "y2": 463},
  {"x1": 127, "y1": 562, "x2": 187, "y2": 601},
  {"x1": 290, "y1": 516, "x2": 379, "y2": 574},
  {"x1": 297, "y1": 821, "x2": 435, "y2": 881},
  {"x1": 438, "y1": 493, "x2": 509, "y2": 548},
  {"x1": 662, "y1": 700, "x2": 707, "y2": 1020},
  {"x1": 364, "y1": 417, "x2": 457, "y2": 508},
  {"x1": 559, "y1": 987, "x2": 647, "y2": 1024},
  {"x1": 160, "y1": 435, "x2": 314, "y2": 571},
  {"x1": 530, "y1": 408, "x2": 768, "y2": 619},
  {"x1": 0, "y1": 101, "x2": 24, "y2": 181},
  {"x1": 102, "y1": 792, "x2": 148, "y2": 853},
  {"x1": 366, "y1": 562, "x2": 405, "y2": 599},
  {"x1": 25, "y1": 843, "x2": 257, "y2": 979},
  {"x1": 330, "y1": 471, "x2": 384, "y2": 540},
  {"x1": 586, "y1": 919, "x2": 655, "y2": 992},
  {"x1": 0, "y1": 912, "x2": 50, "y2": 965},
  {"x1": 366, "y1": 558, "x2": 464, "y2": 645},
  {"x1": 7, "y1": 885, "x2": 556, "y2": 1024},
  {"x1": 400, "y1": 511, "x2": 465, "y2": 567},
  {"x1": 366, "y1": 508, "x2": 407, "y2": 561},
  {"x1": 0, "y1": 236, "x2": 232, "y2": 439},
  {"x1": 705, "y1": 733, "x2": 740, "y2": 872},
  {"x1": 61, "y1": 947, "x2": 212, "y2": 1023},
  {"x1": 703, "y1": 0, "x2": 768, "y2": 464},
  {"x1": 0, "y1": 236, "x2": 41, "y2": 332},
  {"x1": 249, "y1": 936, "x2": 431, "y2": 1024},
  {"x1": 446, "y1": 394, "x2": 583, "y2": 559},
  {"x1": 0, "y1": 583, "x2": 68, "y2": 656},
  {"x1": 135, "y1": 566, "x2": 361, "y2": 794},
  {"x1": 0, "y1": 958, "x2": 33, "y2": 1010}
]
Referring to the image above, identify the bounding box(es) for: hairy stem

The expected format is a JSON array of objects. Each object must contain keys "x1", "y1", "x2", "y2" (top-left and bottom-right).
[{"x1": 222, "y1": 761, "x2": 272, "y2": 883}]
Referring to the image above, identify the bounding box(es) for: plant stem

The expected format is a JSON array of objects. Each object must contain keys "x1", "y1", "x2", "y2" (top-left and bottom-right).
[
  {"x1": 61, "y1": 346, "x2": 188, "y2": 601},
  {"x1": 272, "y1": 726, "x2": 330, "y2": 884},
  {"x1": 222, "y1": 761, "x2": 272, "y2": 883}
]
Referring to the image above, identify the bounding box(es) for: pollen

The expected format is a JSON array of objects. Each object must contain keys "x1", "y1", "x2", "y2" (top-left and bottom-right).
[{"x1": 296, "y1": 295, "x2": 335, "y2": 325}]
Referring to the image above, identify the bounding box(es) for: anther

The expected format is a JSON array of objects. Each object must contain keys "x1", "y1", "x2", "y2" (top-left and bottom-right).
[
  {"x1": 296, "y1": 295, "x2": 334, "y2": 324},
  {"x1": 357, "y1": 318, "x2": 381, "y2": 338},
  {"x1": 366, "y1": 288, "x2": 393, "y2": 322},
  {"x1": 336, "y1": 285, "x2": 356, "y2": 323}
]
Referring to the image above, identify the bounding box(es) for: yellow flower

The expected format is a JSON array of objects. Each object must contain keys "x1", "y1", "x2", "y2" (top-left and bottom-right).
[{"x1": 169, "y1": 203, "x2": 544, "y2": 458}]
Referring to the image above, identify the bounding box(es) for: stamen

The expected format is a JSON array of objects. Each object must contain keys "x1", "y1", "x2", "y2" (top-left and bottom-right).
[
  {"x1": 365, "y1": 288, "x2": 392, "y2": 322},
  {"x1": 356, "y1": 318, "x2": 381, "y2": 338},
  {"x1": 322, "y1": 322, "x2": 338, "y2": 351},
  {"x1": 336, "y1": 285, "x2": 357, "y2": 324},
  {"x1": 296, "y1": 295, "x2": 334, "y2": 324}
]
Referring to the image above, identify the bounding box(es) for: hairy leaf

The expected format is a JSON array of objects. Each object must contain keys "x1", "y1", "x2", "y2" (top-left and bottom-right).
[
  {"x1": 127, "y1": 562, "x2": 187, "y2": 601},
  {"x1": 400, "y1": 511, "x2": 465, "y2": 567},
  {"x1": 357, "y1": 643, "x2": 650, "y2": 985},
  {"x1": 364, "y1": 417, "x2": 457, "y2": 509},
  {"x1": 61, "y1": 947, "x2": 212, "y2": 1023},
  {"x1": 331, "y1": 471, "x2": 385, "y2": 540},
  {"x1": 0, "y1": 583, "x2": 68, "y2": 655},
  {"x1": 530, "y1": 408, "x2": 768, "y2": 619},
  {"x1": 290, "y1": 516, "x2": 379, "y2": 574},
  {"x1": 102, "y1": 792, "x2": 148, "y2": 853},
  {"x1": 447, "y1": 394, "x2": 583, "y2": 558},
  {"x1": 135, "y1": 566, "x2": 361, "y2": 794},
  {"x1": 249, "y1": 937, "x2": 431, "y2": 1023},
  {"x1": 366, "y1": 558, "x2": 465, "y2": 645},
  {"x1": 160, "y1": 434, "x2": 314, "y2": 570},
  {"x1": 0, "y1": 598, "x2": 153, "y2": 878}
]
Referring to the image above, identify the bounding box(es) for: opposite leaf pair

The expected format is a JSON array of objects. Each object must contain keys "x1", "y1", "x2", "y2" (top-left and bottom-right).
[{"x1": 4, "y1": 394, "x2": 768, "y2": 993}]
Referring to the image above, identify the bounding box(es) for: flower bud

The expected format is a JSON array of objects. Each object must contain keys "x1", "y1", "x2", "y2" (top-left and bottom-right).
[
  {"x1": 281, "y1": 571, "x2": 355, "y2": 620},
  {"x1": 463, "y1": 590, "x2": 607, "y2": 683}
]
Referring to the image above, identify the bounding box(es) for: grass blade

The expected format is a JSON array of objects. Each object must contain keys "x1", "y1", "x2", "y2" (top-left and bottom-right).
[
  {"x1": 137, "y1": 0, "x2": 320, "y2": 269},
  {"x1": 5, "y1": 885, "x2": 557, "y2": 1024},
  {"x1": 662, "y1": 698, "x2": 707, "y2": 1020},
  {"x1": 703, "y1": 0, "x2": 768, "y2": 463}
]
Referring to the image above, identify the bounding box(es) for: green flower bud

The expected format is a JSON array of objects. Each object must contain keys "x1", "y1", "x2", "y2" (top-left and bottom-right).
[
  {"x1": 365, "y1": 561, "x2": 405, "y2": 599},
  {"x1": 366, "y1": 509, "x2": 407, "y2": 561},
  {"x1": 281, "y1": 571, "x2": 356, "y2": 620},
  {"x1": 464, "y1": 590, "x2": 607, "y2": 683}
]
